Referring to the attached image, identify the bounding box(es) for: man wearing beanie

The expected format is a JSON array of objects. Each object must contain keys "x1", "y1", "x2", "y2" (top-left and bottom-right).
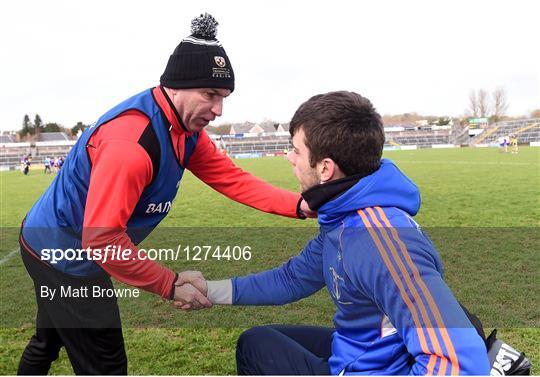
[{"x1": 17, "y1": 13, "x2": 312, "y2": 375}]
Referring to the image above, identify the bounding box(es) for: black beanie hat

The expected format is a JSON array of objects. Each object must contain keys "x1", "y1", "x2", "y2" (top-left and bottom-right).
[{"x1": 160, "y1": 13, "x2": 235, "y2": 92}]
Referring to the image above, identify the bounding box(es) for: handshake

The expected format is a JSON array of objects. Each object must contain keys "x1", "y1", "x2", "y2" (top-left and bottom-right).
[{"x1": 172, "y1": 271, "x2": 212, "y2": 311}]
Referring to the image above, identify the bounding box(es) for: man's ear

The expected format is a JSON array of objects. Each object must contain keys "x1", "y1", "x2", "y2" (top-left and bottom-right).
[
  {"x1": 317, "y1": 158, "x2": 337, "y2": 183},
  {"x1": 318, "y1": 158, "x2": 340, "y2": 183}
]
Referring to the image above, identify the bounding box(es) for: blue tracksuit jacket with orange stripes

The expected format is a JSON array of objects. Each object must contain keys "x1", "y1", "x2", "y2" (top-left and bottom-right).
[{"x1": 233, "y1": 159, "x2": 490, "y2": 375}]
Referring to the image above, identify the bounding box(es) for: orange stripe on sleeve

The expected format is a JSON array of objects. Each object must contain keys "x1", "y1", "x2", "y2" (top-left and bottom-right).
[
  {"x1": 438, "y1": 358, "x2": 449, "y2": 376},
  {"x1": 375, "y1": 206, "x2": 460, "y2": 375},
  {"x1": 427, "y1": 354, "x2": 438, "y2": 376},
  {"x1": 357, "y1": 210, "x2": 431, "y2": 358},
  {"x1": 364, "y1": 208, "x2": 448, "y2": 375}
]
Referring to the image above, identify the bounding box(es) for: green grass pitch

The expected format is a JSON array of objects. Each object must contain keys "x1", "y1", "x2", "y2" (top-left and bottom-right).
[{"x1": 0, "y1": 146, "x2": 538, "y2": 374}]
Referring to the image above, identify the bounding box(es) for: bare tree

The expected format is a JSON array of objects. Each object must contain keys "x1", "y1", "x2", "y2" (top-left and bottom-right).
[
  {"x1": 491, "y1": 87, "x2": 509, "y2": 123},
  {"x1": 477, "y1": 89, "x2": 490, "y2": 118},
  {"x1": 468, "y1": 90, "x2": 479, "y2": 117}
]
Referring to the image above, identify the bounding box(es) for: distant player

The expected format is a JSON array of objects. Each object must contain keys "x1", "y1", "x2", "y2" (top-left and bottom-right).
[
  {"x1": 21, "y1": 155, "x2": 30, "y2": 175},
  {"x1": 498, "y1": 136, "x2": 508, "y2": 153},
  {"x1": 44, "y1": 157, "x2": 51, "y2": 174},
  {"x1": 510, "y1": 134, "x2": 518, "y2": 154},
  {"x1": 57, "y1": 156, "x2": 65, "y2": 170}
]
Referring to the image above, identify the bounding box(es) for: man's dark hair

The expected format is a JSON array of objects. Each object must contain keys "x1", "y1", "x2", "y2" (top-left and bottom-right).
[{"x1": 289, "y1": 91, "x2": 385, "y2": 177}]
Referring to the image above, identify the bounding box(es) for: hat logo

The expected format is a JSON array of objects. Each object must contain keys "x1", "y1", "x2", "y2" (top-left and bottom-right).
[{"x1": 214, "y1": 56, "x2": 226, "y2": 68}]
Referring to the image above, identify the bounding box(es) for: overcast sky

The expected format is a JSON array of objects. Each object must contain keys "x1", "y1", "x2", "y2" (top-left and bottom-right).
[{"x1": 1, "y1": 0, "x2": 538, "y2": 132}]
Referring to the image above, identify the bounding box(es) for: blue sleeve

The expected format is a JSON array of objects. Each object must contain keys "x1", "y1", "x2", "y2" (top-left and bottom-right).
[
  {"x1": 343, "y1": 226, "x2": 490, "y2": 375},
  {"x1": 232, "y1": 233, "x2": 325, "y2": 305}
]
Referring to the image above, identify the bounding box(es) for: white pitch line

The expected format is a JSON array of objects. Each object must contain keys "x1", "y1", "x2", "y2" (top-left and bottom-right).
[{"x1": 0, "y1": 249, "x2": 19, "y2": 266}]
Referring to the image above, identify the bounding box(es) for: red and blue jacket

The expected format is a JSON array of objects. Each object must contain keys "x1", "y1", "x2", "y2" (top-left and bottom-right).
[
  {"x1": 232, "y1": 160, "x2": 490, "y2": 375},
  {"x1": 22, "y1": 86, "x2": 301, "y2": 299}
]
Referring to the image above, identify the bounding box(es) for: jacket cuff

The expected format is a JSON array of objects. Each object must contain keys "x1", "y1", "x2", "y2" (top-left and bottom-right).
[
  {"x1": 296, "y1": 197, "x2": 307, "y2": 219},
  {"x1": 207, "y1": 279, "x2": 233, "y2": 304},
  {"x1": 168, "y1": 272, "x2": 179, "y2": 300}
]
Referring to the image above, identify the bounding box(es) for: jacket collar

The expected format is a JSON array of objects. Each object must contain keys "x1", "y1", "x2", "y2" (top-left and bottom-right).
[
  {"x1": 301, "y1": 174, "x2": 363, "y2": 211},
  {"x1": 315, "y1": 160, "x2": 421, "y2": 227}
]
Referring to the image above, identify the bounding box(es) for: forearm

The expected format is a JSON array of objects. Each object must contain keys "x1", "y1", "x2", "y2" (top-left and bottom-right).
[
  {"x1": 188, "y1": 130, "x2": 302, "y2": 218},
  {"x1": 200, "y1": 170, "x2": 302, "y2": 218},
  {"x1": 234, "y1": 262, "x2": 324, "y2": 305},
  {"x1": 205, "y1": 234, "x2": 325, "y2": 306},
  {"x1": 206, "y1": 265, "x2": 324, "y2": 306},
  {"x1": 206, "y1": 274, "x2": 304, "y2": 306}
]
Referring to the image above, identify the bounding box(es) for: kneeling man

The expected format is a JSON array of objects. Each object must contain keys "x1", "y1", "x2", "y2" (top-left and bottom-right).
[{"x1": 183, "y1": 91, "x2": 490, "y2": 375}]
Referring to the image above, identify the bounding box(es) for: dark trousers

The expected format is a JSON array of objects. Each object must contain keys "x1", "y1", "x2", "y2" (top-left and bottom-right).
[
  {"x1": 236, "y1": 315, "x2": 488, "y2": 376},
  {"x1": 18, "y1": 244, "x2": 127, "y2": 375},
  {"x1": 236, "y1": 325, "x2": 334, "y2": 375}
]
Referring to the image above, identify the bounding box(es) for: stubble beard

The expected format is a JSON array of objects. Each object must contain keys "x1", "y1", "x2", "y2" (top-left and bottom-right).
[{"x1": 300, "y1": 169, "x2": 320, "y2": 192}]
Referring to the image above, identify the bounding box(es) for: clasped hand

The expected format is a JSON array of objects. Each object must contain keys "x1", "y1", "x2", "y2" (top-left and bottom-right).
[{"x1": 172, "y1": 271, "x2": 211, "y2": 311}]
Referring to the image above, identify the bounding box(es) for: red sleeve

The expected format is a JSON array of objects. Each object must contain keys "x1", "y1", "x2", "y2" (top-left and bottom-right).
[
  {"x1": 187, "y1": 130, "x2": 302, "y2": 218},
  {"x1": 82, "y1": 112, "x2": 176, "y2": 299}
]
